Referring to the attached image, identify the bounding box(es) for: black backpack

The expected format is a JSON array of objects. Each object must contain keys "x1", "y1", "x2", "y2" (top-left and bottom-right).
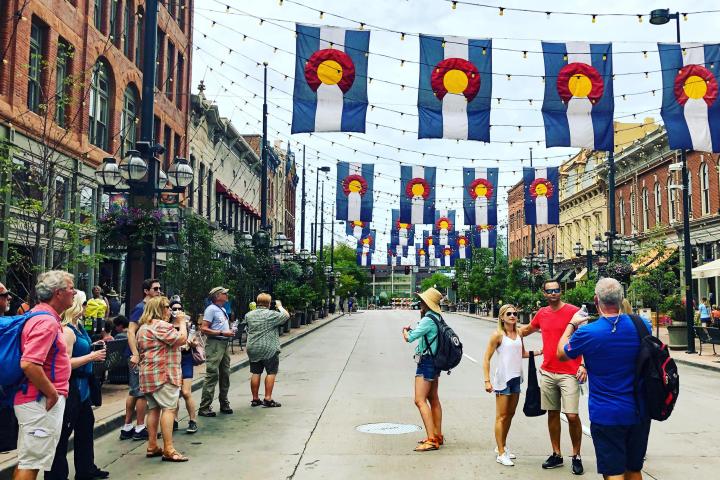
[
  {"x1": 424, "y1": 312, "x2": 463, "y2": 373},
  {"x1": 629, "y1": 314, "x2": 679, "y2": 421}
]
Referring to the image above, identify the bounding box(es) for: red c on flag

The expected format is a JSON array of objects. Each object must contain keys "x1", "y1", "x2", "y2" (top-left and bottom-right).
[{"x1": 305, "y1": 49, "x2": 356, "y2": 93}]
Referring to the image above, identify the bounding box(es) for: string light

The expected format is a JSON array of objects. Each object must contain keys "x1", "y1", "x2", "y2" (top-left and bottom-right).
[
  {"x1": 637, "y1": 15, "x2": 643, "y2": 23},
  {"x1": 319, "y1": 11, "x2": 324, "y2": 19},
  {"x1": 442, "y1": 40, "x2": 446, "y2": 48},
  {"x1": 683, "y1": 13, "x2": 688, "y2": 21},
  {"x1": 522, "y1": 51, "x2": 527, "y2": 59},
  {"x1": 451, "y1": 1, "x2": 457, "y2": 10},
  {"x1": 499, "y1": 7, "x2": 504, "y2": 16},
  {"x1": 592, "y1": 14, "x2": 597, "y2": 23},
  {"x1": 546, "y1": 12, "x2": 551, "y2": 19},
  {"x1": 643, "y1": 50, "x2": 647, "y2": 58},
  {"x1": 400, "y1": 32, "x2": 405, "y2": 41}
]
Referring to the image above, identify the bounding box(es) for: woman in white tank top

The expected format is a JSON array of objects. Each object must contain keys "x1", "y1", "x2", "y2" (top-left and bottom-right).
[{"x1": 482, "y1": 304, "x2": 543, "y2": 466}]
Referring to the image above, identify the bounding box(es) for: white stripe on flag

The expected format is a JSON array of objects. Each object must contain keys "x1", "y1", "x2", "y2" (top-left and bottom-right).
[
  {"x1": 442, "y1": 37, "x2": 470, "y2": 140},
  {"x1": 565, "y1": 42, "x2": 595, "y2": 149},
  {"x1": 480, "y1": 230, "x2": 488, "y2": 248},
  {"x1": 474, "y1": 167, "x2": 488, "y2": 225},
  {"x1": 411, "y1": 166, "x2": 425, "y2": 224},
  {"x1": 682, "y1": 43, "x2": 712, "y2": 152},
  {"x1": 535, "y1": 168, "x2": 549, "y2": 224},
  {"x1": 315, "y1": 27, "x2": 346, "y2": 132},
  {"x1": 348, "y1": 192, "x2": 361, "y2": 220}
]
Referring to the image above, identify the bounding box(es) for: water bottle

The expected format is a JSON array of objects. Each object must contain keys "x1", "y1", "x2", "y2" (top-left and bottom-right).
[
  {"x1": 579, "y1": 304, "x2": 589, "y2": 318},
  {"x1": 188, "y1": 323, "x2": 196, "y2": 341},
  {"x1": 231, "y1": 320, "x2": 239, "y2": 335}
]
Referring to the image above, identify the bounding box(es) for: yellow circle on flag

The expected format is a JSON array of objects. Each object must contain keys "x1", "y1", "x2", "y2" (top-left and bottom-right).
[
  {"x1": 439, "y1": 220, "x2": 449, "y2": 229},
  {"x1": 684, "y1": 75, "x2": 708, "y2": 99},
  {"x1": 568, "y1": 73, "x2": 592, "y2": 98},
  {"x1": 318, "y1": 60, "x2": 343, "y2": 85},
  {"x1": 474, "y1": 184, "x2": 488, "y2": 197},
  {"x1": 535, "y1": 183, "x2": 548, "y2": 196},
  {"x1": 411, "y1": 184, "x2": 425, "y2": 196},
  {"x1": 348, "y1": 179, "x2": 362, "y2": 193},
  {"x1": 399, "y1": 223, "x2": 409, "y2": 229},
  {"x1": 443, "y1": 69, "x2": 469, "y2": 94}
]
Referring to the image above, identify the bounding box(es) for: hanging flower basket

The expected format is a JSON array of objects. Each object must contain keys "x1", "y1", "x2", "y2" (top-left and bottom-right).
[
  {"x1": 605, "y1": 262, "x2": 633, "y2": 283},
  {"x1": 97, "y1": 206, "x2": 165, "y2": 250}
]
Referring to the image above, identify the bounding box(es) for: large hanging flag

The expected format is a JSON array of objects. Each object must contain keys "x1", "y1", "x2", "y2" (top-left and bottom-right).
[
  {"x1": 356, "y1": 229, "x2": 376, "y2": 254},
  {"x1": 524, "y1": 167, "x2": 560, "y2": 225},
  {"x1": 422, "y1": 231, "x2": 438, "y2": 260},
  {"x1": 357, "y1": 251, "x2": 371, "y2": 267},
  {"x1": 473, "y1": 225, "x2": 497, "y2": 249},
  {"x1": 463, "y1": 167, "x2": 498, "y2": 226},
  {"x1": 415, "y1": 243, "x2": 429, "y2": 267},
  {"x1": 336, "y1": 162, "x2": 374, "y2": 221},
  {"x1": 541, "y1": 42, "x2": 614, "y2": 151},
  {"x1": 387, "y1": 243, "x2": 405, "y2": 266},
  {"x1": 659, "y1": 43, "x2": 720, "y2": 152},
  {"x1": 400, "y1": 166, "x2": 436, "y2": 225},
  {"x1": 346, "y1": 220, "x2": 370, "y2": 239},
  {"x1": 292, "y1": 24, "x2": 370, "y2": 133},
  {"x1": 418, "y1": 36, "x2": 492, "y2": 141},
  {"x1": 433, "y1": 209, "x2": 456, "y2": 246},
  {"x1": 439, "y1": 245, "x2": 455, "y2": 267},
  {"x1": 391, "y1": 209, "x2": 415, "y2": 247},
  {"x1": 455, "y1": 233, "x2": 472, "y2": 259}
]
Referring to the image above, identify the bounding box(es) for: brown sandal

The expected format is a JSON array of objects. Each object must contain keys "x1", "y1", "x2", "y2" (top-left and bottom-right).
[
  {"x1": 414, "y1": 439, "x2": 439, "y2": 452},
  {"x1": 417, "y1": 434, "x2": 444, "y2": 445},
  {"x1": 162, "y1": 449, "x2": 189, "y2": 462},
  {"x1": 146, "y1": 447, "x2": 163, "y2": 458}
]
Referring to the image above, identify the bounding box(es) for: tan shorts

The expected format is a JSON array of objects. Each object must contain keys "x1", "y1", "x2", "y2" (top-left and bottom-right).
[
  {"x1": 540, "y1": 371, "x2": 580, "y2": 414},
  {"x1": 145, "y1": 383, "x2": 180, "y2": 410},
  {"x1": 14, "y1": 396, "x2": 66, "y2": 471}
]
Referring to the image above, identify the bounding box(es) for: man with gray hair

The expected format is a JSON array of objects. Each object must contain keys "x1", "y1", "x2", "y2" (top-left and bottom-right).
[
  {"x1": 0, "y1": 282, "x2": 11, "y2": 315},
  {"x1": 558, "y1": 278, "x2": 653, "y2": 480},
  {"x1": 13, "y1": 271, "x2": 75, "y2": 480},
  {"x1": 199, "y1": 286, "x2": 235, "y2": 417}
]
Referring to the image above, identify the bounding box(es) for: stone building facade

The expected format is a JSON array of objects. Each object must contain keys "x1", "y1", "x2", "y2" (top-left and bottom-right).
[{"x1": 507, "y1": 180, "x2": 557, "y2": 261}]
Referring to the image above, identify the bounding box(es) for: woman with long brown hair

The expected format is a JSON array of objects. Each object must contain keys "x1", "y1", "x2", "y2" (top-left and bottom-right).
[
  {"x1": 137, "y1": 296, "x2": 188, "y2": 462},
  {"x1": 483, "y1": 304, "x2": 542, "y2": 467}
]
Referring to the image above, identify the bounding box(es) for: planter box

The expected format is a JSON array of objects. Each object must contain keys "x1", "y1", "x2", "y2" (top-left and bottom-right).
[
  {"x1": 283, "y1": 318, "x2": 291, "y2": 333},
  {"x1": 291, "y1": 313, "x2": 300, "y2": 328},
  {"x1": 469, "y1": 304, "x2": 477, "y2": 314},
  {"x1": 667, "y1": 324, "x2": 688, "y2": 350},
  {"x1": 519, "y1": 312, "x2": 531, "y2": 325}
]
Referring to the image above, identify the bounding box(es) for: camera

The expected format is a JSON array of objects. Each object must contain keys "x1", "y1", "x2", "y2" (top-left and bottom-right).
[{"x1": 92, "y1": 343, "x2": 105, "y2": 351}]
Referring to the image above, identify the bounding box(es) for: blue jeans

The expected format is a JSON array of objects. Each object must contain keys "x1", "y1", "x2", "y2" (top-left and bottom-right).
[
  {"x1": 496, "y1": 376, "x2": 521, "y2": 395},
  {"x1": 415, "y1": 355, "x2": 439, "y2": 382}
]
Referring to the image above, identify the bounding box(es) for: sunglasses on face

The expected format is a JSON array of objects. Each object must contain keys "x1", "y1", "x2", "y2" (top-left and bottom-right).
[
  {"x1": 151, "y1": 286, "x2": 162, "y2": 291},
  {"x1": 544, "y1": 288, "x2": 561, "y2": 294},
  {"x1": 171, "y1": 307, "x2": 183, "y2": 312},
  {"x1": 506, "y1": 312, "x2": 518, "y2": 317}
]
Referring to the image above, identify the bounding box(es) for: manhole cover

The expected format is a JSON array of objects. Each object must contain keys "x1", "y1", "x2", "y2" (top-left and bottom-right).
[{"x1": 356, "y1": 423, "x2": 423, "y2": 435}]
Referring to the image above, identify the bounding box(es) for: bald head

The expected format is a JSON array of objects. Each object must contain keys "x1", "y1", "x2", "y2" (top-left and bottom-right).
[{"x1": 0, "y1": 283, "x2": 10, "y2": 315}]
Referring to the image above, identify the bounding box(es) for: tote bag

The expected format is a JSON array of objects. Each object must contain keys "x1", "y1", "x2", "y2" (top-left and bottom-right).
[{"x1": 523, "y1": 351, "x2": 546, "y2": 417}]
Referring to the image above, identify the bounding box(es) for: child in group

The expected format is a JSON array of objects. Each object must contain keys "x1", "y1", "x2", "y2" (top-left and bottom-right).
[{"x1": 482, "y1": 304, "x2": 542, "y2": 467}]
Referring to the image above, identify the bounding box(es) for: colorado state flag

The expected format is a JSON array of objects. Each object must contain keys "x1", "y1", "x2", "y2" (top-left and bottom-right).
[
  {"x1": 463, "y1": 167, "x2": 498, "y2": 225},
  {"x1": 422, "y1": 231, "x2": 438, "y2": 261},
  {"x1": 391, "y1": 209, "x2": 415, "y2": 247},
  {"x1": 659, "y1": 43, "x2": 720, "y2": 152},
  {"x1": 387, "y1": 243, "x2": 405, "y2": 266},
  {"x1": 336, "y1": 162, "x2": 374, "y2": 221},
  {"x1": 455, "y1": 233, "x2": 472, "y2": 259},
  {"x1": 418, "y1": 36, "x2": 492, "y2": 141},
  {"x1": 346, "y1": 220, "x2": 370, "y2": 240},
  {"x1": 400, "y1": 166, "x2": 436, "y2": 225},
  {"x1": 357, "y1": 251, "x2": 371, "y2": 267},
  {"x1": 356, "y1": 229, "x2": 376, "y2": 254},
  {"x1": 524, "y1": 167, "x2": 560, "y2": 225},
  {"x1": 541, "y1": 42, "x2": 614, "y2": 151},
  {"x1": 433, "y1": 209, "x2": 456, "y2": 246},
  {"x1": 292, "y1": 25, "x2": 369, "y2": 133},
  {"x1": 473, "y1": 225, "x2": 497, "y2": 249},
  {"x1": 415, "y1": 243, "x2": 429, "y2": 267},
  {"x1": 439, "y1": 245, "x2": 455, "y2": 267}
]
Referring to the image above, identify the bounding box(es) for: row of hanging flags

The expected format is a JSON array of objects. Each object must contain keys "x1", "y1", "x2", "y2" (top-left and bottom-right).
[{"x1": 292, "y1": 24, "x2": 720, "y2": 153}]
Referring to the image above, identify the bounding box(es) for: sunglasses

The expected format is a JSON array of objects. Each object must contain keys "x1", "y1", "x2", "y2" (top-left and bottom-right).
[
  {"x1": 544, "y1": 288, "x2": 561, "y2": 294},
  {"x1": 171, "y1": 307, "x2": 183, "y2": 312},
  {"x1": 151, "y1": 286, "x2": 162, "y2": 291},
  {"x1": 506, "y1": 312, "x2": 518, "y2": 317}
]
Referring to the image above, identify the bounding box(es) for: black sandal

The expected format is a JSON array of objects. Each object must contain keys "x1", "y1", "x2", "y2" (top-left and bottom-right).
[
  {"x1": 263, "y1": 399, "x2": 282, "y2": 408},
  {"x1": 250, "y1": 399, "x2": 263, "y2": 407}
]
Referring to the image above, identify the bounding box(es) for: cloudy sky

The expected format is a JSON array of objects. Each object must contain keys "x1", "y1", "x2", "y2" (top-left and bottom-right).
[{"x1": 192, "y1": 0, "x2": 718, "y2": 261}]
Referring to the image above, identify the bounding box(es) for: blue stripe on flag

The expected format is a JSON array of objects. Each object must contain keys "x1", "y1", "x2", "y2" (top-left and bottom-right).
[
  {"x1": 462, "y1": 167, "x2": 498, "y2": 225},
  {"x1": 541, "y1": 42, "x2": 571, "y2": 148},
  {"x1": 292, "y1": 25, "x2": 320, "y2": 134},
  {"x1": 467, "y1": 39, "x2": 492, "y2": 141},
  {"x1": 335, "y1": 162, "x2": 350, "y2": 220},
  {"x1": 418, "y1": 35, "x2": 444, "y2": 139},
  {"x1": 589, "y1": 43, "x2": 614, "y2": 151},
  {"x1": 341, "y1": 29, "x2": 370, "y2": 132}
]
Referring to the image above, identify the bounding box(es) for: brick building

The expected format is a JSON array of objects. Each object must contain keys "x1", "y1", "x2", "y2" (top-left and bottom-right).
[
  {"x1": 507, "y1": 180, "x2": 557, "y2": 261},
  {"x1": 0, "y1": 0, "x2": 192, "y2": 297}
]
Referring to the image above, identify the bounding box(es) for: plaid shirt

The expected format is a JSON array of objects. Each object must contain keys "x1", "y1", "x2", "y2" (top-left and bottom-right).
[{"x1": 137, "y1": 320, "x2": 182, "y2": 394}]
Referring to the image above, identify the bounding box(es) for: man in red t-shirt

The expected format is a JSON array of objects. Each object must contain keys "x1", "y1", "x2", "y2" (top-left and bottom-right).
[
  {"x1": 14, "y1": 271, "x2": 75, "y2": 480},
  {"x1": 520, "y1": 280, "x2": 585, "y2": 475}
]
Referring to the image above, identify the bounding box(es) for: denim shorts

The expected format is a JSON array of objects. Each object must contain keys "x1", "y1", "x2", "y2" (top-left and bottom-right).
[
  {"x1": 415, "y1": 355, "x2": 439, "y2": 382},
  {"x1": 127, "y1": 360, "x2": 144, "y2": 398},
  {"x1": 590, "y1": 419, "x2": 651, "y2": 476},
  {"x1": 496, "y1": 376, "x2": 521, "y2": 395}
]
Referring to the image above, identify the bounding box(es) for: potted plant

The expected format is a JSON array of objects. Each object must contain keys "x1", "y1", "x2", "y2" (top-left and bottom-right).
[
  {"x1": 97, "y1": 206, "x2": 165, "y2": 249},
  {"x1": 665, "y1": 295, "x2": 689, "y2": 349}
]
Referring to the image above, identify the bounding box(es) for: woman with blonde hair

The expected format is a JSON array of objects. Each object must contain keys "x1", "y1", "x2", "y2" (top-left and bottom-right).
[
  {"x1": 483, "y1": 304, "x2": 542, "y2": 467},
  {"x1": 47, "y1": 296, "x2": 109, "y2": 480},
  {"x1": 137, "y1": 296, "x2": 188, "y2": 462}
]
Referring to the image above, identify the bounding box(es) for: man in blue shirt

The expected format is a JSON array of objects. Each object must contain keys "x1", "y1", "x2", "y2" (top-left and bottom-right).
[{"x1": 557, "y1": 278, "x2": 652, "y2": 480}]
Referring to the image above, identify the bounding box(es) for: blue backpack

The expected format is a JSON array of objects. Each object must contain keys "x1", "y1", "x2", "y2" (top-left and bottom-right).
[{"x1": 0, "y1": 311, "x2": 56, "y2": 406}]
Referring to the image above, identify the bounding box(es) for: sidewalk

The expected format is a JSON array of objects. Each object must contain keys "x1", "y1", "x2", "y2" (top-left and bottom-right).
[
  {"x1": 457, "y1": 311, "x2": 720, "y2": 372},
  {"x1": 0, "y1": 312, "x2": 345, "y2": 476}
]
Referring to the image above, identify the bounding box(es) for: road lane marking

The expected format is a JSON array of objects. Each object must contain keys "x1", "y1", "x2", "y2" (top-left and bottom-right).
[{"x1": 463, "y1": 353, "x2": 479, "y2": 363}]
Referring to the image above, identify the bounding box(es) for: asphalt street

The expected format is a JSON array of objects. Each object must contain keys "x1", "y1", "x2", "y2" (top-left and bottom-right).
[{"x1": 58, "y1": 310, "x2": 720, "y2": 479}]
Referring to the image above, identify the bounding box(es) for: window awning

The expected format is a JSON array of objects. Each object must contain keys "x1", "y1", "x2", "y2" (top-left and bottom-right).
[
  {"x1": 556, "y1": 269, "x2": 575, "y2": 283},
  {"x1": 692, "y1": 258, "x2": 720, "y2": 279},
  {"x1": 631, "y1": 246, "x2": 677, "y2": 272},
  {"x1": 573, "y1": 267, "x2": 588, "y2": 282}
]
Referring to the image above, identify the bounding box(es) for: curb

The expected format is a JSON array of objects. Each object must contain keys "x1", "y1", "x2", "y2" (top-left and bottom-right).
[{"x1": 0, "y1": 313, "x2": 344, "y2": 479}]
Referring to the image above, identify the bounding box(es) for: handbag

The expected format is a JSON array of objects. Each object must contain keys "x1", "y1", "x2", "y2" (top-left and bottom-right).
[
  {"x1": 0, "y1": 405, "x2": 18, "y2": 452},
  {"x1": 523, "y1": 351, "x2": 546, "y2": 417},
  {"x1": 191, "y1": 333, "x2": 207, "y2": 366}
]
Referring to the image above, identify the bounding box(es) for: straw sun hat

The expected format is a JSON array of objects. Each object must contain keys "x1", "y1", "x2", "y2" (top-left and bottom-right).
[{"x1": 415, "y1": 287, "x2": 444, "y2": 314}]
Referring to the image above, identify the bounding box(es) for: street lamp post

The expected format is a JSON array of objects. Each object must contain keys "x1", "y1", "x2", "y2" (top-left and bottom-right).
[
  {"x1": 650, "y1": 8, "x2": 695, "y2": 353},
  {"x1": 313, "y1": 166, "x2": 331, "y2": 254},
  {"x1": 319, "y1": 181, "x2": 325, "y2": 262},
  {"x1": 261, "y1": 62, "x2": 269, "y2": 230},
  {"x1": 300, "y1": 146, "x2": 306, "y2": 250}
]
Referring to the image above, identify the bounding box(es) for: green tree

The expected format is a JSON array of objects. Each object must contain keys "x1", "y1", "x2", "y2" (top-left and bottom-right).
[
  {"x1": 163, "y1": 213, "x2": 227, "y2": 319},
  {"x1": 328, "y1": 244, "x2": 370, "y2": 299},
  {"x1": 627, "y1": 238, "x2": 679, "y2": 318},
  {"x1": 420, "y1": 272, "x2": 452, "y2": 292}
]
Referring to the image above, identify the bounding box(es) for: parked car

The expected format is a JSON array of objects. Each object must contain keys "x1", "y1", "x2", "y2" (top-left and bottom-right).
[{"x1": 411, "y1": 301, "x2": 421, "y2": 310}]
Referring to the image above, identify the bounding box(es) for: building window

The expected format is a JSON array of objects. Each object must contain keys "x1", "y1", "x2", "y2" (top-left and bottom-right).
[
  {"x1": 79, "y1": 185, "x2": 95, "y2": 224},
  {"x1": 55, "y1": 40, "x2": 72, "y2": 127},
  {"x1": 668, "y1": 177, "x2": 676, "y2": 222},
  {"x1": 174, "y1": 133, "x2": 181, "y2": 159},
  {"x1": 165, "y1": 41, "x2": 175, "y2": 98},
  {"x1": 618, "y1": 197, "x2": 625, "y2": 235},
  {"x1": 176, "y1": 54, "x2": 184, "y2": 109},
  {"x1": 688, "y1": 175, "x2": 693, "y2": 219},
  {"x1": 94, "y1": 0, "x2": 104, "y2": 32},
  {"x1": 123, "y1": 1, "x2": 132, "y2": 57},
  {"x1": 188, "y1": 155, "x2": 195, "y2": 209},
  {"x1": 630, "y1": 192, "x2": 636, "y2": 233},
  {"x1": 27, "y1": 19, "x2": 46, "y2": 113},
  {"x1": 641, "y1": 188, "x2": 649, "y2": 230},
  {"x1": 135, "y1": 11, "x2": 143, "y2": 68},
  {"x1": 155, "y1": 30, "x2": 165, "y2": 91},
  {"x1": 163, "y1": 125, "x2": 172, "y2": 167},
  {"x1": 198, "y1": 162, "x2": 204, "y2": 216},
  {"x1": 121, "y1": 85, "x2": 138, "y2": 157},
  {"x1": 178, "y1": 0, "x2": 186, "y2": 31},
  {"x1": 55, "y1": 176, "x2": 69, "y2": 219},
  {"x1": 109, "y1": 0, "x2": 118, "y2": 42},
  {"x1": 88, "y1": 60, "x2": 111, "y2": 151},
  {"x1": 654, "y1": 182, "x2": 662, "y2": 225},
  {"x1": 206, "y1": 171, "x2": 212, "y2": 219},
  {"x1": 701, "y1": 162, "x2": 710, "y2": 215}
]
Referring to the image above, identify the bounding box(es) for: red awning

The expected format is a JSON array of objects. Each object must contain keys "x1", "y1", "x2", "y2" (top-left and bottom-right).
[{"x1": 215, "y1": 179, "x2": 228, "y2": 194}]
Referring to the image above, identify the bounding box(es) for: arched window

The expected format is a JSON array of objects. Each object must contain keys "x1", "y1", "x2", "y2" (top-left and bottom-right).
[
  {"x1": 618, "y1": 196, "x2": 625, "y2": 235},
  {"x1": 121, "y1": 85, "x2": 138, "y2": 156},
  {"x1": 642, "y1": 188, "x2": 649, "y2": 230},
  {"x1": 701, "y1": 162, "x2": 710, "y2": 215},
  {"x1": 688, "y1": 175, "x2": 693, "y2": 219},
  {"x1": 88, "y1": 60, "x2": 110, "y2": 151},
  {"x1": 654, "y1": 182, "x2": 662, "y2": 225},
  {"x1": 668, "y1": 177, "x2": 676, "y2": 222},
  {"x1": 630, "y1": 192, "x2": 636, "y2": 233}
]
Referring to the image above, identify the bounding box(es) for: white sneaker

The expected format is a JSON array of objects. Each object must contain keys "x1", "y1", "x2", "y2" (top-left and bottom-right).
[
  {"x1": 496, "y1": 452, "x2": 515, "y2": 466},
  {"x1": 494, "y1": 446, "x2": 517, "y2": 459}
]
